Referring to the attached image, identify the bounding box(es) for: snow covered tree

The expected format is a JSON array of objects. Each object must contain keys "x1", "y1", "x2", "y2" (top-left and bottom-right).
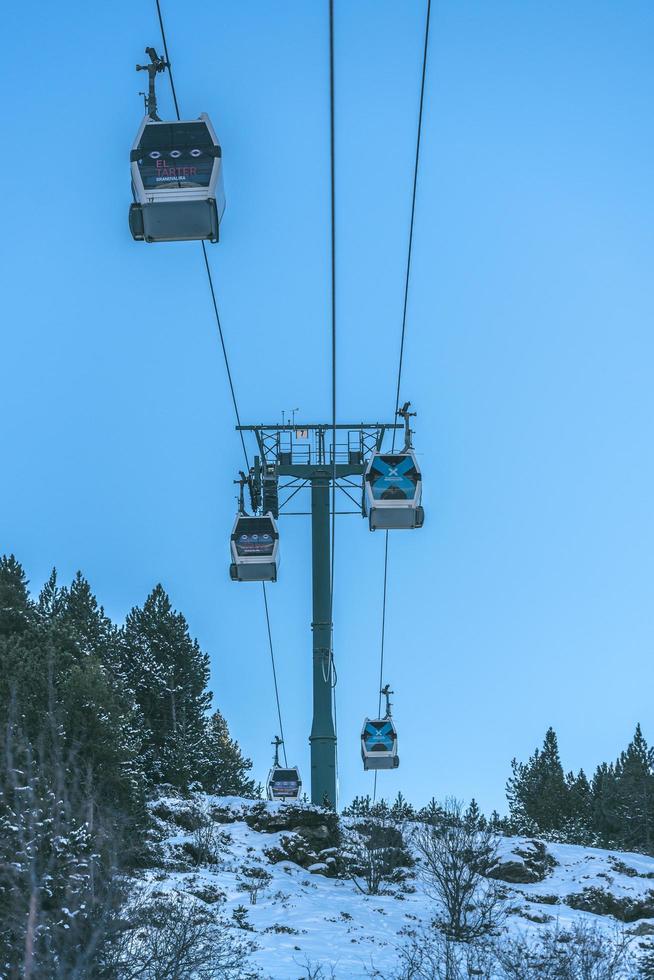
[
  {"x1": 0, "y1": 701, "x2": 124, "y2": 978},
  {"x1": 121, "y1": 585, "x2": 212, "y2": 789},
  {"x1": 0, "y1": 563, "x2": 148, "y2": 844},
  {"x1": 203, "y1": 709, "x2": 256, "y2": 796},
  {"x1": 640, "y1": 942, "x2": 654, "y2": 979},
  {"x1": 563, "y1": 768, "x2": 595, "y2": 843}
]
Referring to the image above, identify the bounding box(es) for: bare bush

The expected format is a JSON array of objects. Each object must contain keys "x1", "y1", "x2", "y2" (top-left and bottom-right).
[
  {"x1": 341, "y1": 815, "x2": 414, "y2": 895},
  {"x1": 296, "y1": 957, "x2": 338, "y2": 979},
  {"x1": 100, "y1": 891, "x2": 256, "y2": 980},
  {"x1": 494, "y1": 920, "x2": 633, "y2": 980},
  {"x1": 413, "y1": 798, "x2": 505, "y2": 941},
  {"x1": 185, "y1": 809, "x2": 224, "y2": 866},
  {"x1": 368, "y1": 929, "x2": 495, "y2": 980},
  {"x1": 371, "y1": 921, "x2": 633, "y2": 980},
  {"x1": 236, "y1": 864, "x2": 273, "y2": 905}
]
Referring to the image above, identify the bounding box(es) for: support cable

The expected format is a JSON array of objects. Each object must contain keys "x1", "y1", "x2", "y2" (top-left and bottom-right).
[
  {"x1": 153, "y1": 0, "x2": 288, "y2": 770},
  {"x1": 262, "y1": 583, "x2": 288, "y2": 767},
  {"x1": 328, "y1": 0, "x2": 339, "y2": 796},
  {"x1": 374, "y1": 0, "x2": 431, "y2": 801}
]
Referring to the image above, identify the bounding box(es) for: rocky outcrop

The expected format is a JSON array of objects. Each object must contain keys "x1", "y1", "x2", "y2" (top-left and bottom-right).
[{"x1": 487, "y1": 839, "x2": 556, "y2": 884}]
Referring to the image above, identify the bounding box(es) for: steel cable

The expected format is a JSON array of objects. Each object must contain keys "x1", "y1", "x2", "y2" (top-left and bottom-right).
[
  {"x1": 328, "y1": 0, "x2": 339, "y2": 799},
  {"x1": 153, "y1": 0, "x2": 288, "y2": 770},
  {"x1": 374, "y1": 0, "x2": 432, "y2": 801}
]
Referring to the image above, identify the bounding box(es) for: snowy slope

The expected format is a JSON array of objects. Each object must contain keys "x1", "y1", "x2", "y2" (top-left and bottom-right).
[{"x1": 140, "y1": 795, "x2": 654, "y2": 979}]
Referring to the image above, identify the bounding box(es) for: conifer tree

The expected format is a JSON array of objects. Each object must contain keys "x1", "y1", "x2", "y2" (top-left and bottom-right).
[
  {"x1": 203, "y1": 709, "x2": 256, "y2": 796},
  {"x1": 639, "y1": 942, "x2": 654, "y2": 979},
  {"x1": 507, "y1": 727, "x2": 569, "y2": 833},
  {"x1": 614, "y1": 724, "x2": 654, "y2": 852},
  {"x1": 38, "y1": 568, "x2": 66, "y2": 620},
  {"x1": 61, "y1": 571, "x2": 116, "y2": 661},
  {"x1": 561, "y1": 768, "x2": 594, "y2": 843},
  {"x1": 591, "y1": 761, "x2": 621, "y2": 844},
  {"x1": 0, "y1": 554, "x2": 35, "y2": 637},
  {"x1": 0, "y1": 561, "x2": 148, "y2": 837},
  {"x1": 390, "y1": 791, "x2": 415, "y2": 822},
  {"x1": 464, "y1": 798, "x2": 486, "y2": 830},
  {"x1": 121, "y1": 585, "x2": 212, "y2": 789}
]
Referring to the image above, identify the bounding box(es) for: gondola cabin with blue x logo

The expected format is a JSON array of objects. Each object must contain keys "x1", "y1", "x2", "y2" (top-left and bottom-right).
[
  {"x1": 364, "y1": 450, "x2": 424, "y2": 530},
  {"x1": 361, "y1": 718, "x2": 399, "y2": 771}
]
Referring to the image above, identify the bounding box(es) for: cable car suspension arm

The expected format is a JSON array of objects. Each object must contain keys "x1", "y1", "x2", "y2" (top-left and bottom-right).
[{"x1": 135, "y1": 46, "x2": 168, "y2": 120}]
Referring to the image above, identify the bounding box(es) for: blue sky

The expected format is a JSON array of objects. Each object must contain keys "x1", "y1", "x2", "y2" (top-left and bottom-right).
[{"x1": 2, "y1": 0, "x2": 654, "y2": 813}]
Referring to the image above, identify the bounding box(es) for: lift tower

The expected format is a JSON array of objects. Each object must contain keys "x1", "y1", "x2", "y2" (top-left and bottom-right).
[{"x1": 237, "y1": 420, "x2": 402, "y2": 807}]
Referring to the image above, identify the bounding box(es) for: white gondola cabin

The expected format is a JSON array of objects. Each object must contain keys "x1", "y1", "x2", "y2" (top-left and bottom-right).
[
  {"x1": 129, "y1": 114, "x2": 225, "y2": 243},
  {"x1": 267, "y1": 766, "x2": 302, "y2": 802},
  {"x1": 364, "y1": 450, "x2": 424, "y2": 530},
  {"x1": 361, "y1": 717, "x2": 399, "y2": 771},
  {"x1": 230, "y1": 513, "x2": 279, "y2": 582}
]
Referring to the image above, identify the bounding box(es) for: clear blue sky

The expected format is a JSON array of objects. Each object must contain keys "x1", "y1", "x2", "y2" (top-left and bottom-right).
[{"x1": 2, "y1": 0, "x2": 653, "y2": 814}]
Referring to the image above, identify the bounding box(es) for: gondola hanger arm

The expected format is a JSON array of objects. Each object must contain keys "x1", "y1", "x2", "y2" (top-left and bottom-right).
[{"x1": 136, "y1": 46, "x2": 168, "y2": 120}]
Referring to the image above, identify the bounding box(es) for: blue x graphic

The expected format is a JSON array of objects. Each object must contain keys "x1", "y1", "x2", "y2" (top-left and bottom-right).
[
  {"x1": 364, "y1": 721, "x2": 394, "y2": 751},
  {"x1": 371, "y1": 456, "x2": 416, "y2": 500}
]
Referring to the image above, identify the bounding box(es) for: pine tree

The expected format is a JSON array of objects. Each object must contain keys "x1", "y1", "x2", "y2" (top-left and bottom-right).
[
  {"x1": 0, "y1": 554, "x2": 35, "y2": 637},
  {"x1": 390, "y1": 792, "x2": 415, "y2": 822},
  {"x1": 0, "y1": 562, "x2": 148, "y2": 840},
  {"x1": 614, "y1": 724, "x2": 654, "y2": 852},
  {"x1": 61, "y1": 572, "x2": 116, "y2": 661},
  {"x1": 563, "y1": 769, "x2": 594, "y2": 843},
  {"x1": 464, "y1": 798, "x2": 486, "y2": 830},
  {"x1": 121, "y1": 585, "x2": 212, "y2": 789},
  {"x1": 417, "y1": 797, "x2": 446, "y2": 826},
  {"x1": 38, "y1": 568, "x2": 66, "y2": 620},
  {"x1": 507, "y1": 727, "x2": 570, "y2": 834},
  {"x1": 203, "y1": 709, "x2": 256, "y2": 796},
  {"x1": 0, "y1": 702, "x2": 121, "y2": 977},
  {"x1": 591, "y1": 761, "x2": 621, "y2": 844},
  {"x1": 639, "y1": 942, "x2": 654, "y2": 979}
]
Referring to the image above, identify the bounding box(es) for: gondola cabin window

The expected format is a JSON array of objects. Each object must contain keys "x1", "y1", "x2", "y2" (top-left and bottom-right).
[{"x1": 135, "y1": 122, "x2": 216, "y2": 190}]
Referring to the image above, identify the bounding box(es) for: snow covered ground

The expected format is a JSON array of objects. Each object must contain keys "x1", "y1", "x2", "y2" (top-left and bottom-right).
[{"x1": 141, "y1": 795, "x2": 654, "y2": 979}]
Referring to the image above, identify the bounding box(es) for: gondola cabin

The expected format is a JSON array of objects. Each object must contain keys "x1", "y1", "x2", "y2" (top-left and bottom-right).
[
  {"x1": 364, "y1": 451, "x2": 424, "y2": 530},
  {"x1": 230, "y1": 513, "x2": 279, "y2": 582},
  {"x1": 267, "y1": 766, "x2": 302, "y2": 801},
  {"x1": 361, "y1": 717, "x2": 399, "y2": 771},
  {"x1": 129, "y1": 114, "x2": 225, "y2": 242}
]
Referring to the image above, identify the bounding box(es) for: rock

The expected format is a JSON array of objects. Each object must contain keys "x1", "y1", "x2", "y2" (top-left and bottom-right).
[
  {"x1": 487, "y1": 840, "x2": 556, "y2": 884},
  {"x1": 488, "y1": 859, "x2": 542, "y2": 884},
  {"x1": 293, "y1": 824, "x2": 331, "y2": 842}
]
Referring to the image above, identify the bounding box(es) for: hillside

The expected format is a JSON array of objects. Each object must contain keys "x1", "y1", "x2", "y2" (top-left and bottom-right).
[{"x1": 140, "y1": 794, "x2": 654, "y2": 979}]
